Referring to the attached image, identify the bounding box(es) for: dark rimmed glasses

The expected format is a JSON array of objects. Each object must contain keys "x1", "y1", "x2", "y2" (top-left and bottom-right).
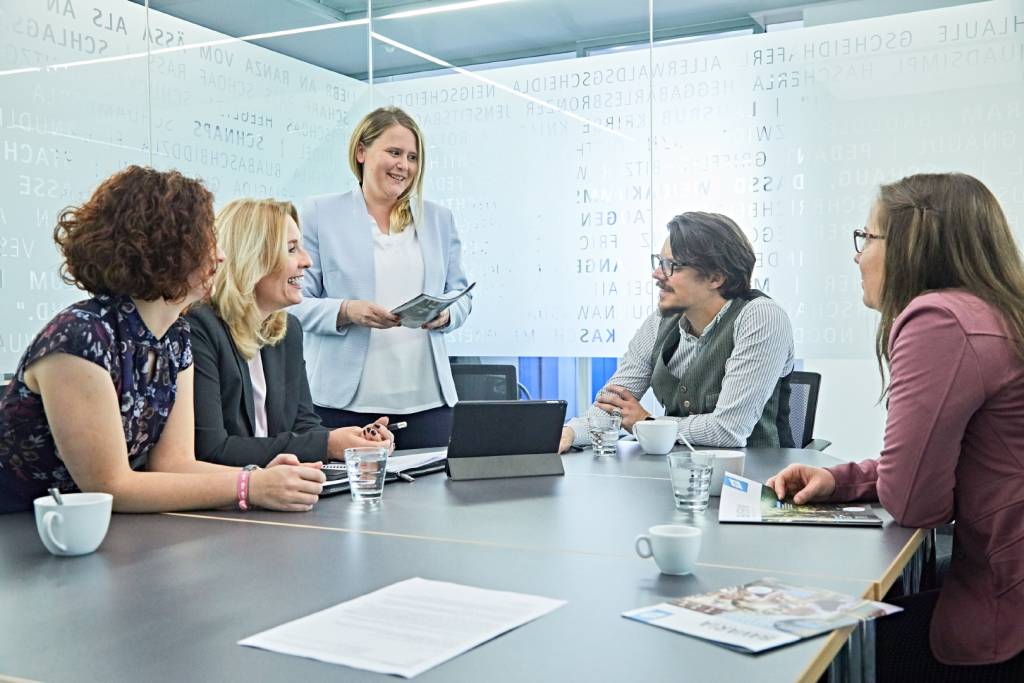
[
  {"x1": 853, "y1": 228, "x2": 885, "y2": 254},
  {"x1": 651, "y1": 254, "x2": 688, "y2": 277}
]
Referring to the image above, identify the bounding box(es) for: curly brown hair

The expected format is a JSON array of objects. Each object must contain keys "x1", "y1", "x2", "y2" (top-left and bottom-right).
[{"x1": 54, "y1": 165, "x2": 216, "y2": 301}]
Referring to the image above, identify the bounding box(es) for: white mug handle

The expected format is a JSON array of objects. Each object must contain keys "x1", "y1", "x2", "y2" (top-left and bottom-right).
[
  {"x1": 635, "y1": 535, "x2": 653, "y2": 559},
  {"x1": 43, "y1": 510, "x2": 68, "y2": 553}
]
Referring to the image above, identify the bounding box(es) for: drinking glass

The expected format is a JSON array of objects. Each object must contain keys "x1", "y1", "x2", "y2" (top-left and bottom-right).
[
  {"x1": 588, "y1": 413, "x2": 621, "y2": 457},
  {"x1": 667, "y1": 452, "x2": 715, "y2": 512},
  {"x1": 345, "y1": 447, "x2": 389, "y2": 505}
]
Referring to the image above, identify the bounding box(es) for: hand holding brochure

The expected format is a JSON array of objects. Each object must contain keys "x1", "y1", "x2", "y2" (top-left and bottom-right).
[
  {"x1": 623, "y1": 578, "x2": 900, "y2": 653},
  {"x1": 718, "y1": 472, "x2": 883, "y2": 527},
  {"x1": 391, "y1": 282, "x2": 475, "y2": 328}
]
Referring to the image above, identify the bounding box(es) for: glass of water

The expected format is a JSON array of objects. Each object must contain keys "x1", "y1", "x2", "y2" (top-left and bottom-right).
[
  {"x1": 667, "y1": 452, "x2": 715, "y2": 512},
  {"x1": 345, "y1": 447, "x2": 389, "y2": 505},
  {"x1": 588, "y1": 413, "x2": 622, "y2": 457}
]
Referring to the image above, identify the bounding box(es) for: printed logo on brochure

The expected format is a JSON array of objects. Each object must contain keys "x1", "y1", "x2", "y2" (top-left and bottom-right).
[
  {"x1": 723, "y1": 475, "x2": 748, "y2": 492},
  {"x1": 632, "y1": 609, "x2": 672, "y2": 622}
]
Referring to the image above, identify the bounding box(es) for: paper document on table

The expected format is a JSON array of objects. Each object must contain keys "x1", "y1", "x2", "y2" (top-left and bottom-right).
[
  {"x1": 386, "y1": 449, "x2": 447, "y2": 474},
  {"x1": 239, "y1": 577, "x2": 566, "y2": 678}
]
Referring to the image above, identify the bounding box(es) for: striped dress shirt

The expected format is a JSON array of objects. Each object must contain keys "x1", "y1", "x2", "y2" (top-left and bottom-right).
[{"x1": 567, "y1": 296, "x2": 795, "y2": 448}]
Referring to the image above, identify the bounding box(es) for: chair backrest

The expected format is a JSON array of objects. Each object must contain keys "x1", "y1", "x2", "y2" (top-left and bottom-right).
[
  {"x1": 450, "y1": 364, "x2": 518, "y2": 401},
  {"x1": 787, "y1": 371, "x2": 821, "y2": 448}
]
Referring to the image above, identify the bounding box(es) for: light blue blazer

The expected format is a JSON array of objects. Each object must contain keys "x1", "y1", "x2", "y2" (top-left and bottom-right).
[{"x1": 290, "y1": 189, "x2": 472, "y2": 410}]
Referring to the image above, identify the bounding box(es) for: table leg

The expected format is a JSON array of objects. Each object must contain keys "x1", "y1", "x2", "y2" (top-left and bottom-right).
[
  {"x1": 900, "y1": 528, "x2": 937, "y2": 595},
  {"x1": 827, "y1": 617, "x2": 880, "y2": 683}
]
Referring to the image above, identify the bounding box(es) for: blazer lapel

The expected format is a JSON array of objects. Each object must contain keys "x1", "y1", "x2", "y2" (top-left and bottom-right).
[
  {"x1": 221, "y1": 317, "x2": 255, "y2": 435},
  {"x1": 346, "y1": 188, "x2": 377, "y2": 300},
  {"x1": 261, "y1": 343, "x2": 286, "y2": 435},
  {"x1": 412, "y1": 199, "x2": 443, "y2": 294}
]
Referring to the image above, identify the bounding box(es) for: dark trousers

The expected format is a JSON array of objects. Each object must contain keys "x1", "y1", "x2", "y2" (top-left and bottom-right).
[
  {"x1": 876, "y1": 590, "x2": 1024, "y2": 682},
  {"x1": 315, "y1": 405, "x2": 453, "y2": 450}
]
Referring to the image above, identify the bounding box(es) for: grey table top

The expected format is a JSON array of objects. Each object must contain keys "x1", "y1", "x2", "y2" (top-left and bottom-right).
[
  {"x1": 0, "y1": 446, "x2": 918, "y2": 683},
  {"x1": 199, "y1": 444, "x2": 920, "y2": 594},
  {"x1": 0, "y1": 512, "x2": 869, "y2": 683}
]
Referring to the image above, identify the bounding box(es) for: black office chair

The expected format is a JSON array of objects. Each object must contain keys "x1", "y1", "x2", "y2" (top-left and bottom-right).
[
  {"x1": 787, "y1": 371, "x2": 831, "y2": 451},
  {"x1": 450, "y1": 363, "x2": 521, "y2": 401}
]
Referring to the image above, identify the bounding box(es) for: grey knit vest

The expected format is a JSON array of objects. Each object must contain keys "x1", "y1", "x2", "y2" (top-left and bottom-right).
[{"x1": 649, "y1": 291, "x2": 793, "y2": 448}]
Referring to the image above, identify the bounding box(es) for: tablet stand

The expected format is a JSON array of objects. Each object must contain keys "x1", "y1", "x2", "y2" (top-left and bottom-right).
[{"x1": 447, "y1": 452, "x2": 564, "y2": 480}]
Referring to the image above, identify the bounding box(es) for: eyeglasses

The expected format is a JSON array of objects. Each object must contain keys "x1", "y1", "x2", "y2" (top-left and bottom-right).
[
  {"x1": 853, "y1": 228, "x2": 885, "y2": 254},
  {"x1": 651, "y1": 254, "x2": 688, "y2": 277}
]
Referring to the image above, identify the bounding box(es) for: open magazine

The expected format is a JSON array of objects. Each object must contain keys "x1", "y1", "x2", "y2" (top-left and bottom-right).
[
  {"x1": 718, "y1": 473, "x2": 884, "y2": 527},
  {"x1": 623, "y1": 578, "x2": 900, "y2": 653},
  {"x1": 391, "y1": 282, "x2": 476, "y2": 328}
]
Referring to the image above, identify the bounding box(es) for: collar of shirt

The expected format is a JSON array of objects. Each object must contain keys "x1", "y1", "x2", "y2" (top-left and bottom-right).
[
  {"x1": 678, "y1": 299, "x2": 734, "y2": 343},
  {"x1": 100, "y1": 294, "x2": 171, "y2": 347}
]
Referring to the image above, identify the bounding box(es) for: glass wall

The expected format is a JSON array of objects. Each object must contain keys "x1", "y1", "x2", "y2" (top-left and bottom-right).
[{"x1": 2, "y1": 0, "x2": 1023, "y2": 454}]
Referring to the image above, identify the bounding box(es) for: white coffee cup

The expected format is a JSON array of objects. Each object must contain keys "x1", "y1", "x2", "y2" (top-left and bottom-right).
[
  {"x1": 33, "y1": 492, "x2": 113, "y2": 556},
  {"x1": 634, "y1": 524, "x2": 702, "y2": 575},
  {"x1": 633, "y1": 420, "x2": 678, "y2": 455},
  {"x1": 701, "y1": 450, "x2": 746, "y2": 496}
]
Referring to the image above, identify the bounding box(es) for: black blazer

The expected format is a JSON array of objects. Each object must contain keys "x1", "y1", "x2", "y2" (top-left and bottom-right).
[{"x1": 187, "y1": 304, "x2": 329, "y2": 466}]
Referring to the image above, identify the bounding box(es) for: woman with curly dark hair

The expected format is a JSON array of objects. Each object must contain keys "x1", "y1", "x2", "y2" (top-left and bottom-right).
[{"x1": 0, "y1": 166, "x2": 325, "y2": 514}]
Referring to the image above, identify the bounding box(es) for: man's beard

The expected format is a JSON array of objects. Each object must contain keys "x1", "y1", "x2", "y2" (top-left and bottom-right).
[{"x1": 657, "y1": 287, "x2": 687, "y2": 316}]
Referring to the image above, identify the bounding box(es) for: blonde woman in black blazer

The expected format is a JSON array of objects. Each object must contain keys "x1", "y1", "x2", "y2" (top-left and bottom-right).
[{"x1": 188, "y1": 199, "x2": 392, "y2": 467}]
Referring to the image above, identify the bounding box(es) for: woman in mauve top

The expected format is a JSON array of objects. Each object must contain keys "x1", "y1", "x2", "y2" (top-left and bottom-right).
[
  {"x1": 0, "y1": 166, "x2": 325, "y2": 514},
  {"x1": 769, "y1": 173, "x2": 1024, "y2": 680}
]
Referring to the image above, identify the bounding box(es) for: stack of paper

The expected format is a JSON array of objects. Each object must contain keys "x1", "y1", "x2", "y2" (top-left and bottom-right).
[{"x1": 387, "y1": 449, "x2": 446, "y2": 474}]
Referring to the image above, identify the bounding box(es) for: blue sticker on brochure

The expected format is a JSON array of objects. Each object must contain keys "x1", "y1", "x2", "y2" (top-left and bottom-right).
[
  {"x1": 631, "y1": 609, "x2": 672, "y2": 622},
  {"x1": 723, "y1": 475, "x2": 747, "y2": 492}
]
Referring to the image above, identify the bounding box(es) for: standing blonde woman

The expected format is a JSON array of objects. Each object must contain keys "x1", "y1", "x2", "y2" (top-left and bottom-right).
[
  {"x1": 291, "y1": 107, "x2": 472, "y2": 448},
  {"x1": 187, "y1": 199, "x2": 393, "y2": 468}
]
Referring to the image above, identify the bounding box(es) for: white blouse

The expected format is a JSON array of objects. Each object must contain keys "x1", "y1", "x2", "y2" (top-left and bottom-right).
[
  {"x1": 346, "y1": 222, "x2": 444, "y2": 414},
  {"x1": 246, "y1": 352, "x2": 269, "y2": 437}
]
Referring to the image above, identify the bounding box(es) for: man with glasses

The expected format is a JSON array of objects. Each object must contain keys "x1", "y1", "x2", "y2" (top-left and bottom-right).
[{"x1": 559, "y1": 211, "x2": 796, "y2": 453}]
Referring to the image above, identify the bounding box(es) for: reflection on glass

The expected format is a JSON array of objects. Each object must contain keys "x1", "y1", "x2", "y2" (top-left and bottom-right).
[
  {"x1": 0, "y1": 0, "x2": 153, "y2": 371},
  {"x1": 371, "y1": 0, "x2": 654, "y2": 359}
]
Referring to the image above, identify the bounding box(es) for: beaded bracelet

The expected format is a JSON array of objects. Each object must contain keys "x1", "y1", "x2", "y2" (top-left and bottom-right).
[{"x1": 236, "y1": 469, "x2": 252, "y2": 512}]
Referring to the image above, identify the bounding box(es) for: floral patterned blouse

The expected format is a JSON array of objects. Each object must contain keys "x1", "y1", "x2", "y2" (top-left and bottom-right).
[{"x1": 0, "y1": 295, "x2": 192, "y2": 512}]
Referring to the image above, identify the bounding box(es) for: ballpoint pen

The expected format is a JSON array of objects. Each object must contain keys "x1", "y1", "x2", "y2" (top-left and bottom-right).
[{"x1": 363, "y1": 421, "x2": 408, "y2": 438}]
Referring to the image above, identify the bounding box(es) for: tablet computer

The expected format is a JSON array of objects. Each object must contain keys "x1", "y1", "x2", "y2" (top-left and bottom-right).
[{"x1": 446, "y1": 400, "x2": 567, "y2": 480}]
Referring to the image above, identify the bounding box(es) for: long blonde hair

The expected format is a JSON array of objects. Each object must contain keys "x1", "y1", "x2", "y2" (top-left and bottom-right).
[
  {"x1": 348, "y1": 106, "x2": 425, "y2": 233},
  {"x1": 211, "y1": 199, "x2": 297, "y2": 359},
  {"x1": 874, "y1": 173, "x2": 1024, "y2": 387}
]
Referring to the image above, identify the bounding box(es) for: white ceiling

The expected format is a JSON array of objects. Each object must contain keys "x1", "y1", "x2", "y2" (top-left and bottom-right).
[{"x1": 132, "y1": 0, "x2": 840, "y2": 77}]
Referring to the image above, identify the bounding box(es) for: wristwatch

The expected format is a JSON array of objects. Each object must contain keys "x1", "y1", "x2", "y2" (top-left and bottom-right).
[{"x1": 242, "y1": 464, "x2": 260, "y2": 472}]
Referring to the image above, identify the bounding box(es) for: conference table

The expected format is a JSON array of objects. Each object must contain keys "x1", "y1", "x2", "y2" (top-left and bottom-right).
[{"x1": 0, "y1": 443, "x2": 929, "y2": 683}]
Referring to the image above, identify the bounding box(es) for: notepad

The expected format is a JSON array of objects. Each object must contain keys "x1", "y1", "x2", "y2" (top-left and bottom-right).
[
  {"x1": 321, "y1": 451, "x2": 448, "y2": 496},
  {"x1": 240, "y1": 577, "x2": 566, "y2": 678}
]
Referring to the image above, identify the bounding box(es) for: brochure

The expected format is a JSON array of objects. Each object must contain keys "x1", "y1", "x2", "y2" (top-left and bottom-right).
[
  {"x1": 623, "y1": 578, "x2": 900, "y2": 653},
  {"x1": 718, "y1": 472, "x2": 884, "y2": 527},
  {"x1": 391, "y1": 282, "x2": 476, "y2": 328}
]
